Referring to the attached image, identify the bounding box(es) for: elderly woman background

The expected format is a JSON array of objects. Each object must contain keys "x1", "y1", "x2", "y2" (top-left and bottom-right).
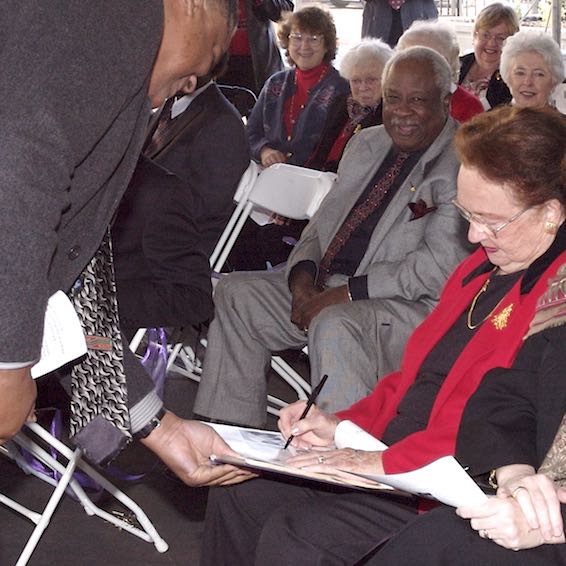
[
  {"x1": 247, "y1": 6, "x2": 349, "y2": 168},
  {"x1": 226, "y1": 7, "x2": 349, "y2": 270},
  {"x1": 371, "y1": 106, "x2": 566, "y2": 566},
  {"x1": 397, "y1": 20, "x2": 484, "y2": 123},
  {"x1": 500, "y1": 29, "x2": 565, "y2": 109},
  {"x1": 201, "y1": 106, "x2": 566, "y2": 566},
  {"x1": 306, "y1": 38, "x2": 393, "y2": 172},
  {"x1": 459, "y1": 2, "x2": 519, "y2": 110}
]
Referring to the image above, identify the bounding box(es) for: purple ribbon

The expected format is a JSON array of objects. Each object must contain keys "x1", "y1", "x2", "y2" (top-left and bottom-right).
[
  {"x1": 140, "y1": 327, "x2": 168, "y2": 400},
  {"x1": 19, "y1": 409, "x2": 105, "y2": 501},
  {"x1": 16, "y1": 328, "x2": 168, "y2": 492}
]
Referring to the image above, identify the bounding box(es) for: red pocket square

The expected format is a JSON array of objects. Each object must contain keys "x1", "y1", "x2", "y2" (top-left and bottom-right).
[{"x1": 408, "y1": 199, "x2": 437, "y2": 221}]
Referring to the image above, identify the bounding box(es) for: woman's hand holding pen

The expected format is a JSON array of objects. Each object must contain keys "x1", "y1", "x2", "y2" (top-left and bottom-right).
[{"x1": 278, "y1": 400, "x2": 339, "y2": 450}]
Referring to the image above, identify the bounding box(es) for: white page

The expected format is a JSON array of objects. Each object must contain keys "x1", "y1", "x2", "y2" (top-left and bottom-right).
[
  {"x1": 205, "y1": 422, "x2": 294, "y2": 461},
  {"x1": 206, "y1": 421, "x2": 488, "y2": 507},
  {"x1": 334, "y1": 420, "x2": 388, "y2": 451},
  {"x1": 206, "y1": 422, "x2": 394, "y2": 491},
  {"x1": 334, "y1": 420, "x2": 487, "y2": 507},
  {"x1": 31, "y1": 291, "x2": 87, "y2": 378},
  {"x1": 354, "y1": 455, "x2": 488, "y2": 508}
]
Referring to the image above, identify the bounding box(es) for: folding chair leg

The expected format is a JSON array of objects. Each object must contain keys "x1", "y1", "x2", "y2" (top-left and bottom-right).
[
  {"x1": 270, "y1": 356, "x2": 311, "y2": 399},
  {"x1": 14, "y1": 446, "x2": 80, "y2": 566},
  {"x1": 0, "y1": 493, "x2": 42, "y2": 524},
  {"x1": 10, "y1": 423, "x2": 169, "y2": 560}
]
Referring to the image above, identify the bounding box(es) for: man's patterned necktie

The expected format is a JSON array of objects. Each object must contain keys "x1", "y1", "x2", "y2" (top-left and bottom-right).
[
  {"x1": 143, "y1": 96, "x2": 177, "y2": 157},
  {"x1": 317, "y1": 151, "x2": 409, "y2": 285},
  {"x1": 68, "y1": 230, "x2": 130, "y2": 462}
]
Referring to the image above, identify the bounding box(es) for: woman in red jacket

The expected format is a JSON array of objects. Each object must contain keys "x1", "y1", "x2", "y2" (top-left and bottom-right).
[{"x1": 201, "y1": 106, "x2": 566, "y2": 566}]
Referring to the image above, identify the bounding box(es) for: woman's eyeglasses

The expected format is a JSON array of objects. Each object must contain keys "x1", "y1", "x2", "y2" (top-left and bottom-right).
[
  {"x1": 288, "y1": 32, "x2": 324, "y2": 46},
  {"x1": 350, "y1": 77, "x2": 381, "y2": 87},
  {"x1": 474, "y1": 30, "x2": 508, "y2": 46},
  {"x1": 451, "y1": 199, "x2": 531, "y2": 238}
]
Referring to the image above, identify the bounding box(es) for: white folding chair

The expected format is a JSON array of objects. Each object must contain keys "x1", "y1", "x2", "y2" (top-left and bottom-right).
[
  {"x1": 164, "y1": 163, "x2": 337, "y2": 415},
  {"x1": 1, "y1": 421, "x2": 168, "y2": 566},
  {"x1": 209, "y1": 160, "x2": 260, "y2": 274}
]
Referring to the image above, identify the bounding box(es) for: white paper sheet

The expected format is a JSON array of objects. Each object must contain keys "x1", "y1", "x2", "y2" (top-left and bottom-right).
[
  {"x1": 335, "y1": 421, "x2": 487, "y2": 507},
  {"x1": 31, "y1": 291, "x2": 87, "y2": 378}
]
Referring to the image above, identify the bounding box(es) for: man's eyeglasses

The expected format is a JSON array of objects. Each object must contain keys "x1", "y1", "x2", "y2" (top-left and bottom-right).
[
  {"x1": 288, "y1": 32, "x2": 324, "y2": 46},
  {"x1": 451, "y1": 199, "x2": 531, "y2": 239},
  {"x1": 474, "y1": 30, "x2": 508, "y2": 46}
]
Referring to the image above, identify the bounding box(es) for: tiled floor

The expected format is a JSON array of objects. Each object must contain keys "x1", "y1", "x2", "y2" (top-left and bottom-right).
[{"x1": 1, "y1": 355, "x2": 307, "y2": 566}]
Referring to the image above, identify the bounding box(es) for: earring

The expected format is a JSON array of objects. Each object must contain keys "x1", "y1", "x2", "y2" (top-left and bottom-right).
[{"x1": 545, "y1": 221, "x2": 557, "y2": 234}]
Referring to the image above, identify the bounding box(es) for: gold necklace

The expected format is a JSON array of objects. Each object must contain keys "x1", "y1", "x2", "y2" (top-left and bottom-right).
[{"x1": 467, "y1": 268, "x2": 504, "y2": 330}]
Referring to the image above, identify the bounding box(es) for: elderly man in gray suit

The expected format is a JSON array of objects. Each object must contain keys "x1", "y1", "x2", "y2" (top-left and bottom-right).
[{"x1": 194, "y1": 47, "x2": 472, "y2": 427}]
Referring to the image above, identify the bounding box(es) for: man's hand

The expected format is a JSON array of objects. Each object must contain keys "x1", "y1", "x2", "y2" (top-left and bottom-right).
[
  {"x1": 290, "y1": 272, "x2": 322, "y2": 330},
  {"x1": 291, "y1": 285, "x2": 350, "y2": 330},
  {"x1": 141, "y1": 412, "x2": 254, "y2": 487},
  {"x1": 260, "y1": 146, "x2": 287, "y2": 167},
  {"x1": 0, "y1": 367, "x2": 36, "y2": 443}
]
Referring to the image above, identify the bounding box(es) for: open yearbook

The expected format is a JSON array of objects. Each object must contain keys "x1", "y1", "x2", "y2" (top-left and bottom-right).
[{"x1": 207, "y1": 420, "x2": 488, "y2": 508}]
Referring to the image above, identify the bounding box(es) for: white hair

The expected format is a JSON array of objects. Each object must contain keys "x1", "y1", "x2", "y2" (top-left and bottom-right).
[
  {"x1": 500, "y1": 30, "x2": 565, "y2": 88},
  {"x1": 382, "y1": 46, "x2": 452, "y2": 98},
  {"x1": 340, "y1": 38, "x2": 394, "y2": 80},
  {"x1": 397, "y1": 20, "x2": 460, "y2": 83}
]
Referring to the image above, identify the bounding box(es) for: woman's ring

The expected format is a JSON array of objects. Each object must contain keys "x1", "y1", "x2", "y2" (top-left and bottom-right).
[
  {"x1": 479, "y1": 529, "x2": 489, "y2": 539},
  {"x1": 512, "y1": 486, "x2": 527, "y2": 499},
  {"x1": 318, "y1": 456, "x2": 325, "y2": 464}
]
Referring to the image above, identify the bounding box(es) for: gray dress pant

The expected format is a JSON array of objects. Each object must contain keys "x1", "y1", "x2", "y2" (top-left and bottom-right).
[{"x1": 194, "y1": 270, "x2": 418, "y2": 426}]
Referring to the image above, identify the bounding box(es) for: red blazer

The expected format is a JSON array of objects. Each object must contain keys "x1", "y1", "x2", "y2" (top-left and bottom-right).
[{"x1": 337, "y1": 247, "x2": 566, "y2": 474}]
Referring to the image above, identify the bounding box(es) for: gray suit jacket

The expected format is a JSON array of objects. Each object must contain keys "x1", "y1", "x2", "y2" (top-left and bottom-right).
[
  {"x1": 287, "y1": 118, "x2": 472, "y2": 364},
  {"x1": 1, "y1": 2, "x2": 161, "y2": 394}
]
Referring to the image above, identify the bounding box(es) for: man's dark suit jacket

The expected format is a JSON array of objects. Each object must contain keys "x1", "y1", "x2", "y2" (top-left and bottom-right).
[
  {"x1": 112, "y1": 157, "x2": 214, "y2": 338},
  {"x1": 144, "y1": 83, "x2": 250, "y2": 258}
]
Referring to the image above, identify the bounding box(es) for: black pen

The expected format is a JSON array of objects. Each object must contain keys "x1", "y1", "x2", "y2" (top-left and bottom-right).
[{"x1": 284, "y1": 374, "x2": 329, "y2": 449}]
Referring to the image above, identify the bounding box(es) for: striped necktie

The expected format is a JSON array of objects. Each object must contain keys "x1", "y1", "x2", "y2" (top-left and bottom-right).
[{"x1": 318, "y1": 151, "x2": 409, "y2": 285}]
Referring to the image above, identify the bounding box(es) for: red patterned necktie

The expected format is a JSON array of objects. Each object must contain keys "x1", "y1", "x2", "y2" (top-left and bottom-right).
[
  {"x1": 144, "y1": 96, "x2": 177, "y2": 156},
  {"x1": 389, "y1": 0, "x2": 406, "y2": 9},
  {"x1": 318, "y1": 151, "x2": 409, "y2": 284}
]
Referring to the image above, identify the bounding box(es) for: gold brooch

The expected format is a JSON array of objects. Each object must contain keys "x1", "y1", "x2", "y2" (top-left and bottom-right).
[{"x1": 492, "y1": 304, "x2": 514, "y2": 330}]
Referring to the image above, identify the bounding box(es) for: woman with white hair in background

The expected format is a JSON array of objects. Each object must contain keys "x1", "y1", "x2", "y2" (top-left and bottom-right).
[
  {"x1": 397, "y1": 20, "x2": 484, "y2": 123},
  {"x1": 500, "y1": 29, "x2": 565, "y2": 110},
  {"x1": 306, "y1": 38, "x2": 393, "y2": 172}
]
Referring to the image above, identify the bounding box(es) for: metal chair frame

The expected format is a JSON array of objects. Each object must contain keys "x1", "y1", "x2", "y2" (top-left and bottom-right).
[{"x1": 1, "y1": 421, "x2": 168, "y2": 566}]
